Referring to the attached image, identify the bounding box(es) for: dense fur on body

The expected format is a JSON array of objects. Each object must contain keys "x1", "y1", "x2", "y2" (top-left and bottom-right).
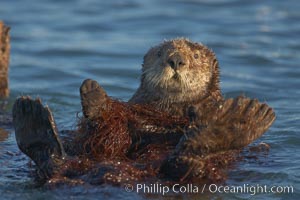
[
  {"x1": 12, "y1": 39, "x2": 276, "y2": 185},
  {"x1": 130, "y1": 38, "x2": 222, "y2": 116},
  {"x1": 129, "y1": 38, "x2": 275, "y2": 180}
]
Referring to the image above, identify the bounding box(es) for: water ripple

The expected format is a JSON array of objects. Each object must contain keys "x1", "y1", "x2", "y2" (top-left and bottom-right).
[{"x1": 0, "y1": 0, "x2": 299, "y2": 199}]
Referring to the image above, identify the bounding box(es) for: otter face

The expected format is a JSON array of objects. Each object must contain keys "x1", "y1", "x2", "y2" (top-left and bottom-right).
[{"x1": 141, "y1": 38, "x2": 219, "y2": 103}]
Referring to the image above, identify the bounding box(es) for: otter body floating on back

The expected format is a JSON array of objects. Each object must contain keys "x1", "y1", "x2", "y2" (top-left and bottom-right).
[
  {"x1": 12, "y1": 38, "x2": 275, "y2": 184},
  {"x1": 130, "y1": 39, "x2": 275, "y2": 180}
]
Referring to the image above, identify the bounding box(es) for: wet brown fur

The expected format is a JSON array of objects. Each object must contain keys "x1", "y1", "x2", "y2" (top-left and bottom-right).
[
  {"x1": 74, "y1": 99, "x2": 188, "y2": 160},
  {"x1": 13, "y1": 38, "x2": 276, "y2": 186},
  {"x1": 51, "y1": 98, "x2": 244, "y2": 185}
]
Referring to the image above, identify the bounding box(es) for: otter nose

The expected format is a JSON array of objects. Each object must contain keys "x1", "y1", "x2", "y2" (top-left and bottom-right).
[{"x1": 167, "y1": 53, "x2": 186, "y2": 70}]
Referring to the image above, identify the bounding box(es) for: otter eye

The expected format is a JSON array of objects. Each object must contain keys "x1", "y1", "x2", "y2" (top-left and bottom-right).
[
  {"x1": 194, "y1": 53, "x2": 199, "y2": 59},
  {"x1": 157, "y1": 50, "x2": 162, "y2": 57}
]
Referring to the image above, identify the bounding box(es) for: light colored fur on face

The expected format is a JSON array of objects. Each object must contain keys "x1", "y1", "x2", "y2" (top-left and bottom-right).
[{"x1": 133, "y1": 38, "x2": 219, "y2": 105}]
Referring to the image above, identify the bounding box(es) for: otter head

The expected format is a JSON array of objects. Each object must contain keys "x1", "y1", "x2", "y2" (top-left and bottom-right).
[{"x1": 136, "y1": 38, "x2": 220, "y2": 105}]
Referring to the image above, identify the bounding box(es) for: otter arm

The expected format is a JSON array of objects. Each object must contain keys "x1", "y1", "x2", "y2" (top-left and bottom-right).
[{"x1": 160, "y1": 96, "x2": 276, "y2": 181}]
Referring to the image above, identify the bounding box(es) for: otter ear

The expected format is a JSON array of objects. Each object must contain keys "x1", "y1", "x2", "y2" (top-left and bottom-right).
[
  {"x1": 142, "y1": 52, "x2": 149, "y2": 65},
  {"x1": 143, "y1": 54, "x2": 147, "y2": 62},
  {"x1": 186, "y1": 40, "x2": 205, "y2": 53},
  {"x1": 210, "y1": 51, "x2": 220, "y2": 77}
]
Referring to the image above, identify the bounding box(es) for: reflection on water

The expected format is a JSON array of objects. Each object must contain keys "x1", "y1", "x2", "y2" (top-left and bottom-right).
[
  {"x1": 0, "y1": 0, "x2": 299, "y2": 199},
  {"x1": 0, "y1": 129, "x2": 8, "y2": 142}
]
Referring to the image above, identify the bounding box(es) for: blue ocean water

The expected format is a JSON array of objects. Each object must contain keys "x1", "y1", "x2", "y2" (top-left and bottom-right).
[{"x1": 0, "y1": 0, "x2": 299, "y2": 199}]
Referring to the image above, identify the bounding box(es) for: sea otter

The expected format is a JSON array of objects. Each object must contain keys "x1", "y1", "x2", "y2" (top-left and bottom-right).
[{"x1": 12, "y1": 38, "x2": 275, "y2": 184}]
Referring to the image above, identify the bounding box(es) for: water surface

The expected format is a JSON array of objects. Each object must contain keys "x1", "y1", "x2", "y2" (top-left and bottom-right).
[{"x1": 0, "y1": 0, "x2": 299, "y2": 199}]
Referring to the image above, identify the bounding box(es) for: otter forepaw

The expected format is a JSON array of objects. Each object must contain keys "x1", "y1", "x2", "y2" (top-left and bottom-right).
[{"x1": 80, "y1": 79, "x2": 108, "y2": 120}]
